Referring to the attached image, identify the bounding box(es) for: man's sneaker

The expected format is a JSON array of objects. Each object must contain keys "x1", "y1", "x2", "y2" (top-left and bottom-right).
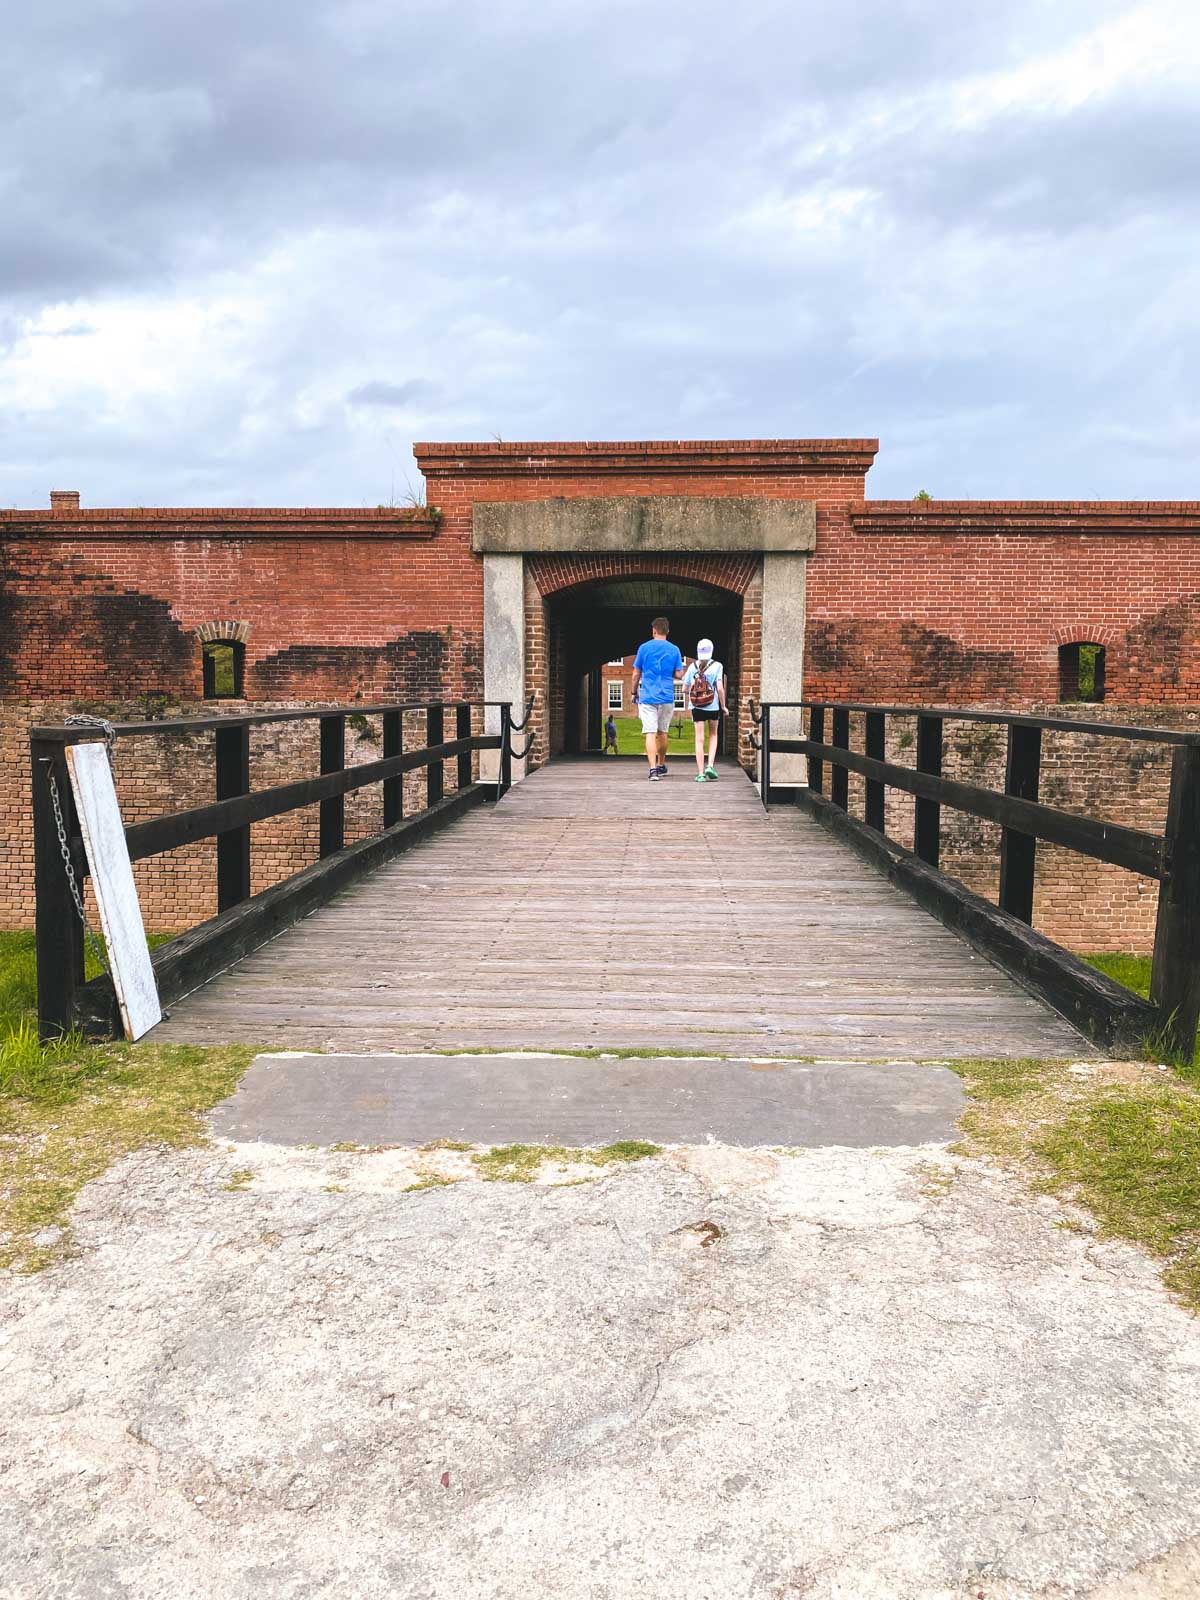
[
  {"x1": 649, "y1": 768, "x2": 662, "y2": 782},
  {"x1": 658, "y1": 763, "x2": 670, "y2": 776},
  {"x1": 704, "y1": 765, "x2": 719, "y2": 780}
]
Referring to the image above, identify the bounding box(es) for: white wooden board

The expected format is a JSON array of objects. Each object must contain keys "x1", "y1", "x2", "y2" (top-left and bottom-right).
[{"x1": 66, "y1": 742, "x2": 162, "y2": 1040}]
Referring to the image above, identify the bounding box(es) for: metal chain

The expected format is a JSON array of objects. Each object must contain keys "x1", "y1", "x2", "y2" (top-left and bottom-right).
[{"x1": 47, "y1": 715, "x2": 117, "y2": 974}]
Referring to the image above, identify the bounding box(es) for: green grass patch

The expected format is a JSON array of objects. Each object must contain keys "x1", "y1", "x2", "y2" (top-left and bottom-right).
[
  {"x1": 608, "y1": 715, "x2": 696, "y2": 757},
  {"x1": 472, "y1": 1139, "x2": 661, "y2": 1183},
  {"x1": 949, "y1": 1056, "x2": 1200, "y2": 1311},
  {"x1": 0, "y1": 928, "x2": 254, "y2": 1272},
  {"x1": 1081, "y1": 952, "x2": 1152, "y2": 997},
  {"x1": 1080, "y1": 952, "x2": 1200, "y2": 1075}
]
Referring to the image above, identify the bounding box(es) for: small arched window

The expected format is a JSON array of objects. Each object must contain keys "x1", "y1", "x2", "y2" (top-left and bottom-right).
[
  {"x1": 1059, "y1": 642, "x2": 1106, "y2": 703},
  {"x1": 202, "y1": 639, "x2": 245, "y2": 700}
]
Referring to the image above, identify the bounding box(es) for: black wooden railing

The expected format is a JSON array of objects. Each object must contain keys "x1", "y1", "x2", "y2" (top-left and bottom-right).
[
  {"x1": 31, "y1": 697, "x2": 531, "y2": 1040},
  {"x1": 753, "y1": 699, "x2": 1200, "y2": 1057}
]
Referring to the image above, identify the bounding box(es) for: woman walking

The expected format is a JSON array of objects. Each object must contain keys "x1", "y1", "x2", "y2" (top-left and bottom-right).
[{"x1": 682, "y1": 638, "x2": 727, "y2": 782}]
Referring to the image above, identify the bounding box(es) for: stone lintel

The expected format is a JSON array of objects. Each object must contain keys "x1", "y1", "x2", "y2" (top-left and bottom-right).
[{"x1": 472, "y1": 496, "x2": 816, "y2": 555}]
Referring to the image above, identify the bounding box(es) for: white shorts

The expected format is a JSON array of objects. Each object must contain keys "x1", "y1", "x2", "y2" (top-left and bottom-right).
[{"x1": 638, "y1": 702, "x2": 674, "y2": 735}]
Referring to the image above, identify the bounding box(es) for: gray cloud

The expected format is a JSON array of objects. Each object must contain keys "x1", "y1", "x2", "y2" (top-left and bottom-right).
[
  {"x1": 2, "y1": 0, "x2": 1197, "y2": 506},
  {"x1": 347, "y1": 380, "x2": 439, "y2": 408}
]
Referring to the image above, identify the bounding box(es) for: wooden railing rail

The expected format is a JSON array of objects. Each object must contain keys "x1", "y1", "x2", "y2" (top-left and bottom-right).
[
  {"x1": 759, "y1": 699, "x2": 1200, "y2": 1057},
  {"x1": 31, "y1": 699, "x2": 521, "y2": 1040}
]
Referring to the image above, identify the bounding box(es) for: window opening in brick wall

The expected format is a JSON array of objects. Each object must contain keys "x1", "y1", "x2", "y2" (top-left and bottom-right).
[
  {"x1": 1058, "y1": 642, "x2": 1106, "y2": 703},
  {"x1": 674, "y1": 681, "x2": 685, "y2": 708},
  {"x1": 607, "y1": 657, "x2": 624, "y2": 666},
  {"x1": 202, "y1": 640, "x2": 245, "y2": 700},
  {"x1": 607, "y1": 680, "x2": 623, "y2": 710}
]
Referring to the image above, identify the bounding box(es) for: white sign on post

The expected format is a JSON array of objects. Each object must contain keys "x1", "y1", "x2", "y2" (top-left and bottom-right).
[{"x1": 66, "y1": 741, "x2": 162, "y2": 1041}]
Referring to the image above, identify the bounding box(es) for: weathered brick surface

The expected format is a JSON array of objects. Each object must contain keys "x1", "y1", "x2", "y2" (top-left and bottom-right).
[{"x1": 5, "y1": 447, "x2": 1200, "y2": 957}]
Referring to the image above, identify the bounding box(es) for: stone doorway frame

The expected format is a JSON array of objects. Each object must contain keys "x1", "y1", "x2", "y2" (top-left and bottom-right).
[{"x1": 473, "y1": 496, "x2": 815, "y2": 785}]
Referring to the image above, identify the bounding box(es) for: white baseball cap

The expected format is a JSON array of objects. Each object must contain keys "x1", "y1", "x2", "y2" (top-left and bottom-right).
[{"x1": 696, "y1": 638, "x2": 714, "y2": 660}]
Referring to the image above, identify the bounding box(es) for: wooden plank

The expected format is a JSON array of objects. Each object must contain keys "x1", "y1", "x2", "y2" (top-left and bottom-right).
[
  {"x1": 382, "y1": 711, "x2": 403, "y2": 828},
  {"x1": 31, "y1": 738, "x2": 85, "y2": 1040},
  {"x1": 914, "y1": 715, "x2": 942, "y2": 868},
  {"x1": 122, "y1": 735, "x2": 494, "y2": 863},
  {"x1": 795, "y1": 786, "x2": 1155, "y2": 1053},
  {"x1": 790, "y1": 702, "x2": 1200, "y2": 746},
  {"x1": 1150, "y1": 745, "x2": 1200, "y2": 1057},
  {"x1": 427, "y1": 707, "x2": 445, "y2": 808},
  {"x1": 32, "y1": 701, "x2": 513, "y2": 741},
  {"x1": 864, "y1": 711, "x2": 885, "y2": 834},
  {"x1": 215, "y1": 723, "x2": 251, "y2": 911},
  {"x1": 75, "y1": 785, "x2": 488, "y2": 1035},
  {"x1": 998, "y1": 724, "x2": 1041, "y2": 924},
  {"x1": 319, "y1": 713, "x2": 345, "y2": 857},
  {"x1": 779, "y1": 738, "x2": 1164, "y2": 878},
  {"x1": 66, "y1": 742, "x2": 162, "y2": 1040},
  {"x1": 151, "y1": 757, "x2": 1091, "y2": 1061},
  {"x1": 830, "y1": 708, "x2": 849, "y2": 811}
]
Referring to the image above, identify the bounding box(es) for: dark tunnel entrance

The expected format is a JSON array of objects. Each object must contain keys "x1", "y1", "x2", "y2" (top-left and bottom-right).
[{"x1": 542, "y1": 576, "x2": 744, "y2": 760}]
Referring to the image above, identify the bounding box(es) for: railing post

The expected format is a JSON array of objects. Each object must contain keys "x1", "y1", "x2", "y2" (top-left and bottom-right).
[
  {"x1": 31, "y1": 737, "x2": 85, "y2": 1040},
  {"x1": 865, "y1": 711, "x2": 886, "y2": 834},
  {"x1": 215, "y1": 723, "x2": 251, "y2": 911},
  {"x1": 457, "y1": 702, "x2": 473, "y2": 791},
  {"x1": 319, "y1": 713, "x2": 345, "y2": 856},
  {"x1": 426, "y1": 704, "x2": 445, "y2": 807},
  {"x1": 808, "y1": 705, "x2": 825, "y2": 794},
  {"x1": 915, "y1": 714, "x2": 943, "y2": 868},
  {"x1": 499, "y1": 704, "x2": 513, "y2": 798},
  {"x1": 830, "y1": 708, "x2": 850, "y2": 812},
  {"x1": 760, "y1": 705, "x2": 772, "y2": 808},
  {"x1": 1151, "y1": 744, "x2": 1200, "y2": 1059},
  {"x1": 382, "y1": 709, "x2": 402, "y2": 828},
  {"x1": 998, "y1": 724, "x2": 1042, "y2": 924}
]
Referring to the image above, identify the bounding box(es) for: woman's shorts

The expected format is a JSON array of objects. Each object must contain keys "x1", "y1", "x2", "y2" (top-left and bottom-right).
[
  {"x1": 638, "y1": 702, "x2": 675, "y2": 735},
  {"x1": 691, "y1": 708, "x2": 721, "y2": 722}
]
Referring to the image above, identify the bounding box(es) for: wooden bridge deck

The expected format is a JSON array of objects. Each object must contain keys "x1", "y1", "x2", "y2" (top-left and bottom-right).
[{"x1": 150, "y1": 758, "x2": 1089, "y2": 1059}]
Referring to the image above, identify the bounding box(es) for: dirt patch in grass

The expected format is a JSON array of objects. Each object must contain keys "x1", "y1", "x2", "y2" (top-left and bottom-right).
[{"x1": 950, "y1": 1056, "x2": 1200, "y2": 1310}]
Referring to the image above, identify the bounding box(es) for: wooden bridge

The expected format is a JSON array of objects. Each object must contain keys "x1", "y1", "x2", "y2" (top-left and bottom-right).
[{"x1": 30, "y1": 697, "x2": 1200, "y2": 1062}]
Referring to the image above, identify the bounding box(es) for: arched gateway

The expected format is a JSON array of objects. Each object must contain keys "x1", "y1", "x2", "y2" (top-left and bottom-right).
[{"x1": 414, "y1": 438, "x2": 876, "y2": 782}]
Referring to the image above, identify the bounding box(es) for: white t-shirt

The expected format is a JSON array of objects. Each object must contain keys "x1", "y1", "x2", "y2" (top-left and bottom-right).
[{"x1": 682, "y1": 660, "x2": 723, "y2": 711}]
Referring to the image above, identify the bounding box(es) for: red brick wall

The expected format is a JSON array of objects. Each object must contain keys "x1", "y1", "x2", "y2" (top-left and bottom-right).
[
  {"x1": 6, "y1": 449, "x2": 1200, "y2": 959},
  {"x1": 417, "y1": 441, "x2": 870, "y2": 768},
  {"x1": 807, "y1": 501, "x2": 1200, "y2": 705}
]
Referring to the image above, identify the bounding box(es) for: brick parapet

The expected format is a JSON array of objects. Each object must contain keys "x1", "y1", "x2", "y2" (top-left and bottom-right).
[{"x1": 416, "y1": 438, "x2": 879, "y2": 479}]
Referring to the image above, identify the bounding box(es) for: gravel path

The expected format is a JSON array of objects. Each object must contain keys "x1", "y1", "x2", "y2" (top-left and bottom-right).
[{"x1": 3, "y1": 1138, "x2": 1200, "y2": 1599}]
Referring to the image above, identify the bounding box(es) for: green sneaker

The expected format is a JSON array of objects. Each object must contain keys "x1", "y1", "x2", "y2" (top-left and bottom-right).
[
  {"x1": 694, "y1": 772, "x2": 708, "y2": 783},
  {"x1": 704, "y1": 765, "x2": 719, "y2": 780}
]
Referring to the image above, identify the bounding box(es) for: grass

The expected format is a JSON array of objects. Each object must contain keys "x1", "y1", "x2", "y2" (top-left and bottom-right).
[
  {"x1": 0, "y1": 929, "x2": 254, "y2": 1272},
  {"x1": 472, "y1": 1139, "x2": 661, "y2": 1183},
  {"x1": 1080, "y1": 951, "x2": 1200, "y2": 1074},
  {"x1": 950, "y1": 1057, "x2": 1200, "y2": 1310},
  {"x1": 607, "y1": 714, "x2": 696, "y2": 757}
]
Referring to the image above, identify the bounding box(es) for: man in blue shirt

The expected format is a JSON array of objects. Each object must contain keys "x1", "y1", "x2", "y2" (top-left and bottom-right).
[{"x1": 631, "y1": 616, "x2": 684, "y2": 781}]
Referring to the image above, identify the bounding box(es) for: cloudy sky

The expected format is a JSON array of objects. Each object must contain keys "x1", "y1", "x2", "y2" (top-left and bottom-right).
[{"x1": 3, "y1": 0, "x2": 1197, "y2": 507}]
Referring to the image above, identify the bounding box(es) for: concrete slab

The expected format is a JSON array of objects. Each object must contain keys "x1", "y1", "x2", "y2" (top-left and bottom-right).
[
  {"x1": 208, "y1": 1052, "x2": 966, "y2": 1148},
  {"x1": 6, "y1": 1141, "x2": 1200, "y2": 1598}
]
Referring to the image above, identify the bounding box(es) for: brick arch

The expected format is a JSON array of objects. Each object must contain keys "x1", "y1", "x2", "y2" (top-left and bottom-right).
[
  {"x1": 528, "y1": 552, "x2": 759, "y2": 600},
  {"x1": 1052, "y1": 625, "x2": 1118, "y2": 646},
  {"x1": 525, "y1": 553, "x2": 762, "y2": 768}
]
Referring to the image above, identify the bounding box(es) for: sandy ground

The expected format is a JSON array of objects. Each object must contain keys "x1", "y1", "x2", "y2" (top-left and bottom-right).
[{"x1": 3, "y1": 1138, "x2": 1200, "y2": 1599}]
